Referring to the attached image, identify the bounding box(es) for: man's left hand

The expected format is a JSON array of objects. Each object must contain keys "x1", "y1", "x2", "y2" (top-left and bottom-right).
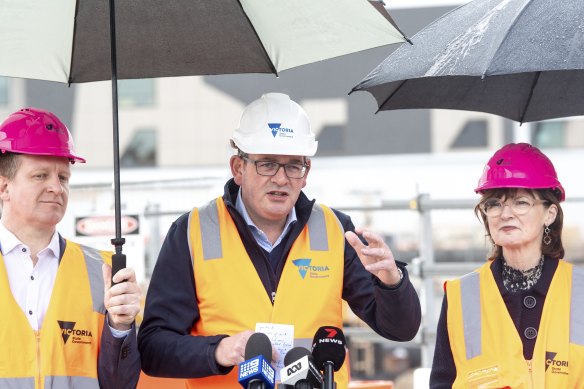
[
  {"x1": 346, "y1": 229, "x2": 402, "y2": 287},
  {"x1": 103, "y1": 264, "x2": 141, "y2": 331}
]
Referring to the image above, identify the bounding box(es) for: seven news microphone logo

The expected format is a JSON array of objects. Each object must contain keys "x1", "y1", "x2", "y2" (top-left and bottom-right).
[
  {"x1": 57, "y1": 320, "x2": 93, "y2": 345},
  {"x1": 316, "y1": 327, "x2": 344, "y2": 345},
  {"x1": 324, "y1": 328, "x2": 337, "y2": 338}
]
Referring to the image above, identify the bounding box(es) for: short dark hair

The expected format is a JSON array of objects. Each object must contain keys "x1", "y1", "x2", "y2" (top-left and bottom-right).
[
  {"x1": 0, "y1": 152, "x2": 21, "y2": 179},
  {"x1": 474, "y1": 188, "x2": 564, "y2": 261}
]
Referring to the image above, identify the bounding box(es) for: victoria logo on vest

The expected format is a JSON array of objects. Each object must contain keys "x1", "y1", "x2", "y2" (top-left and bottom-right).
[
  {"x1": 57, "y1": 320, "x2": 93, "y2": 345},
  {"x1": 545, "y1": 351, "x2": 569, "y2": 375},
  {"x1": 292, "y1": 258, "x2": 330, "y2": 279}
]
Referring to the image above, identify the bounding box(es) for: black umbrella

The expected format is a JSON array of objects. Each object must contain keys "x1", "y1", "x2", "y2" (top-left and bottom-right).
[
  {"x1": 1, "y1": 0, "x2": 408, "y2": 275},
  {"x1": 352, "y1": 0, "x2": 584, "y2": 124}
]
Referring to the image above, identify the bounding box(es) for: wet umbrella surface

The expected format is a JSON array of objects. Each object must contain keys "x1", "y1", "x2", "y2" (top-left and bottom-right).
[{"x1": 352, "y1": 0, "x2": 584, "y2": 123}]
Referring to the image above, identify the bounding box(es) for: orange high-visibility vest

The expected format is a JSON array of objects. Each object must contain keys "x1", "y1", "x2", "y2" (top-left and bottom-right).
[
  {"x1": 186, "y1": 198, "x2": 348, "y2": 388},
  {"x1": 0, "y1": 241, "x2": 110, "y2": 389},
  {"x1": 446, "y1": 260, "x2": 584, "y2": 389}
]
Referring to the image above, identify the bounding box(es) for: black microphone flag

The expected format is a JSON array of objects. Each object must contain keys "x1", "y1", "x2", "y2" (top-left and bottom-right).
[
  {"x1": 311, "y1": 326, "x2": 346, "y2": 389},
  {"x1": 311, "y1": 326, "x2": 346, "y2": 371}
]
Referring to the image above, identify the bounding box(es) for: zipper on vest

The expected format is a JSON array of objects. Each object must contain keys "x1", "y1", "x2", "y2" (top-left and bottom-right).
[
  {"x1": 36, "y1": 330, "x2": 42, "y2": 389},
  {"x1": 526, "y1": 359, "x2": 534, "y2": 388},
  {"x1": 271, "y1": 291, "x2": 276, "y2": 304}
]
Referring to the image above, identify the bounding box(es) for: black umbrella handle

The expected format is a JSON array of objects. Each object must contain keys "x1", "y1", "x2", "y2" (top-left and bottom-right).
[{"x1": 111, "y1": 238, "x2": 126, "y2": 286}]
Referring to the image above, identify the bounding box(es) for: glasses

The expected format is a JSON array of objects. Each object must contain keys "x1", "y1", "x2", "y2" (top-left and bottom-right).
[
  {"x1": 481, "y1": 197, "x2": 548, "y2": 217},
  {"x1": 240, "y1": 156, "x2": 308, "y2": 179}
]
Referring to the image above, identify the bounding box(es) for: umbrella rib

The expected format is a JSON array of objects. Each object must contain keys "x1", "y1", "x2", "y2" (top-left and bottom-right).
[
  {"x1": 519, "y1": 71, "x2": 541, "y2": 124},
  {"x1": 375, "y1": 80, "x2": 408, "y2": 114},
  {"x1": 236, "y1": 1, "x2": 279, "y2": 77},
  {"x1": 368, "y1": 1, "x2": 412, "y2": 45},
  {"x1": 67, "y1": 0, "x2": 82, "y2": 85},
  {"x1": 481, "y1": 0, "x2": 532, "y2": 77}
]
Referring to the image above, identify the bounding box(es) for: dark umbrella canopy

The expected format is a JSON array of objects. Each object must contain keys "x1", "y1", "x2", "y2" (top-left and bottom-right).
[
  {"x1": 72, "y1": 1, "x2": 278, "y2": 82},
  {"x1": 1, "y1": 0, "x2": 407, "y2": 83},
  {"x1": 72, "y1": 0, "x2": 408, "y2": 83},
  {"x1": 352, "y1": 0, "x2": 584, "y2": 123}
]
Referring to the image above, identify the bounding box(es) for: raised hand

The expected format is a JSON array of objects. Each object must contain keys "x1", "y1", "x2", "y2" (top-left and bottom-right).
[{"x1": 345, "y1": 228, "x2": 402, "y2": 287}]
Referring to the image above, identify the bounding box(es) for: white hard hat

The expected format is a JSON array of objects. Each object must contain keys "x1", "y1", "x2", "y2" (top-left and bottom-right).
[{"x1": 232, "y1": 93, "x2": 318, "y2": 156}]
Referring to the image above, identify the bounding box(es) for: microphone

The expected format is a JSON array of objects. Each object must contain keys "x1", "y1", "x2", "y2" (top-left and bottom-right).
[
  {"x1": 280, "y1": 347, "x2": 323, "y2": 389},
  {"x1": 311, "y1": 327, "x2": 346, "y2": 389},
  {"x1": 237, "y1": 332, "x2": 276, "y2": 389}
]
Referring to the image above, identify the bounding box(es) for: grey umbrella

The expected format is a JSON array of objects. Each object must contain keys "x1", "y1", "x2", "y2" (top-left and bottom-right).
[{"x1": 351, "y1": 0, "x2": 584, "y2": 123}]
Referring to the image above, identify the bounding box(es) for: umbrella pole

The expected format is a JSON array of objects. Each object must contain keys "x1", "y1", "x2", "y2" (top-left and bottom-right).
[{"x1": 108, "y1": 0, "x2": 126, "y2": 284}]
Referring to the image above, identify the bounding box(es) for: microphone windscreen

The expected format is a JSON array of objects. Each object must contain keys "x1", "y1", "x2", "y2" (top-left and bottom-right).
[
  {"x1": 244, "y1": 332, "x2": 272, "y2": 361},
  {"x1": 283, "y1": 347, "x2": 311, "y2": 366},
  {"x1": 311, "y1": 326, "x2": 346, "y2": 371}
]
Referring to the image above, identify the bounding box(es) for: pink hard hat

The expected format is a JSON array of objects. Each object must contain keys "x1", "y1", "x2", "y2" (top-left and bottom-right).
[
  {"x1": 475, "y1": 143, "x2": 564, "y2": 201},
  {"x1": 0, "y1": 107, "x2": 85, "y2": 163}
]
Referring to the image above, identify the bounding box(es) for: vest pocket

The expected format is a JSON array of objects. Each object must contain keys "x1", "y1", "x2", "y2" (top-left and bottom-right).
[{"x1": 465, "y1": 364, "x2": 501, "y2": 389}]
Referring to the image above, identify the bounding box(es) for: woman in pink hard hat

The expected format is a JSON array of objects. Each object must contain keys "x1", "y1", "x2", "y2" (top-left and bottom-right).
[
  {"x1": 430, "y1": 143, "x2": 584, "y2": 388},
  {"x1": 0, "y1": 108, "x2": 141, "y2": 388}
]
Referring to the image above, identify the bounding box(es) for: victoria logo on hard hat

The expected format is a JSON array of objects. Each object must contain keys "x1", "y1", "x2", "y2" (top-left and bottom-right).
[
  {"x1": 268, "y1": 123, "x2": 294, "y2": 138},
  {"x1": 45, "y1": 123, "x2": 64, "y2": 134}
]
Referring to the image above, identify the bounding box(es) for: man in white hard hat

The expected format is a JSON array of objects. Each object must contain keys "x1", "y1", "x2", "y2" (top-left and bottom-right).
[{"x1": 138, "y1": 93, "x2": 421, "y2": 388}]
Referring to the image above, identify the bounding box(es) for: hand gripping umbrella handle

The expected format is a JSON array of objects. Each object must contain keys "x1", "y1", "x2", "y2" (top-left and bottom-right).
[{"x1": 111, "y1": 238, "x2": 126, "y2": 286}]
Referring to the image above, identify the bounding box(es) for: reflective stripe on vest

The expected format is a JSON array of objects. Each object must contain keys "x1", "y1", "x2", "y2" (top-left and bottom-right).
[
  {"x1": 197, "y1": 200, "x2": 222, "y2": 260},
  {"x1": 194, "y1": 201, "x2": 332, "y2": 260},
  {"x1": 307, "y1": 204, "x2": 329, "y2": 251},
  {"x1": 43, "y1": 376, "x2": 100, "y2": 389},
  {"x1": 80, "y1": 245, "x2": 107, "y2": 314},
  {"x1": 0, "y1": 376, "x2": 101, "y2": 388},
  {"x1": 459, "y1": 263, "x2": 584, "y2": 358},
  {"x1": 460, "y1": 271, "x2": 481, "y2": 359},
  {"x1": 0, "y1": 377, "x2": 34, "y2": 389},
  {"x1": 571, "y1": 266, "x2": 584, "y2": 345}
]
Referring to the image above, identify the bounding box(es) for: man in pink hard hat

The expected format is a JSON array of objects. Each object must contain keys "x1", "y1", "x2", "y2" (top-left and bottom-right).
[
  {"x1": 0, "y1": 108, "x2": 141, "y2": 388},
  {"x1": 431, "y1": 143, "x2": 584, "y2": 388}
]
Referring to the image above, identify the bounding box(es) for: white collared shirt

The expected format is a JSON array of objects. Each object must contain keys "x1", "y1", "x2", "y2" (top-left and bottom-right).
[{"x1": 0, "y1": 222, "x2": 60, "y2": 331}]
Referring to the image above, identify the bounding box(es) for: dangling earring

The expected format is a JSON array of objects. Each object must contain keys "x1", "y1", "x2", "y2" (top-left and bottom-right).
[{"x1": 543, "y1": 225, "x2": 552, "y2": 246}]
